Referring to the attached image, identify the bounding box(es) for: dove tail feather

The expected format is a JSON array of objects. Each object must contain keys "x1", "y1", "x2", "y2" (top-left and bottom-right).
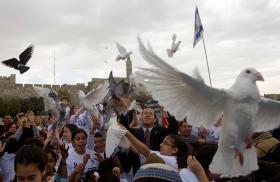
[
  {"x1": 19, "y1": 66, "x2": 30, "y2": 74},
  {"x1": 209, "y1": 146, "x2": 258, "y2": 177}
]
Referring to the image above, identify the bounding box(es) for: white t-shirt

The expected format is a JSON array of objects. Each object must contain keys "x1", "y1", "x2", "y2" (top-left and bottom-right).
[
  {"x1": 151, "y1": 151, "x2": 178, "y2": 171},
  {"x1": 72, "y1": 111, "x2": 92, "y2": 133},
  {"x1": 66, "y1": 149, "x2": 99, "y2": 181},
  {"x1": 0, "y1": 152, "x2": 15, "y2": 182},
  {"x1": 179, "y1": 168, "x2": 199, "y2": 182}
]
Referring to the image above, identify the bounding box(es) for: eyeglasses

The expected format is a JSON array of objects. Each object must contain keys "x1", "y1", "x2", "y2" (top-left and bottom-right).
[{"x1": 161, "y1": 140, "x2": 175, "y2": 147}]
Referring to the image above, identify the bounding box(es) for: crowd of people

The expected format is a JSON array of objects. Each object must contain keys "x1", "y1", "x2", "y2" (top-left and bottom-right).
[{"x1": 0, "y1": 94, "x2": 280, "y2": 182}]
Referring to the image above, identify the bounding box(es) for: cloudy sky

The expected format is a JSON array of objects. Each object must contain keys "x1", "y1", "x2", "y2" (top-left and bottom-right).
[{"x1": 0, "y1": 0, "x2": 279, "y2": 95}]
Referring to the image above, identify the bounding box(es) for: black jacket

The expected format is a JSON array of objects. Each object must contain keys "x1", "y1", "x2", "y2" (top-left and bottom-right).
[{"x1": 130, "y1": 112, "x2": 178, "y2": 151}]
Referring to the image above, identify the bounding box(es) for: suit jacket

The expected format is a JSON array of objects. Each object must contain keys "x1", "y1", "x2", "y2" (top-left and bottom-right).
[
  {"x1": 131, "y1": 126, "x2": 166, "y2": 151},
  {"x1": 117, "y1": 110, "x2": 178, "y2": 172},
  {"x1": 130, "y1": 111, "x2": 178, "y2": 151}
]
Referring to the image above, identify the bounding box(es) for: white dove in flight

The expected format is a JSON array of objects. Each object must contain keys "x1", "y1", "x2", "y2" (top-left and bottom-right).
[
  {"x1": 115, "y1": 42, "x2": 132, "y2": 61},
  {"x1": 166, "y1": 34, "x2": 181, "y2": 58},
  {"x1": 77, "y1": 80, "x2": 109, "y2": 112},
  {"x1": 135, "y1": 37, "x2": 280, "y2": 177},
  {"x1": 33, "y1": 86, "x2": 61, "y2": 118}
]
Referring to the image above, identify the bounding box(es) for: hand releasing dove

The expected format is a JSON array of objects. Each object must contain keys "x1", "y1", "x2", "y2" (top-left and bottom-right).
[
  {"x1": 115, "y1": 42, "x2": 132, "y2": 61},
  {"x1": 2, "y1": 45, "x2": 34, "y2": 74},
  {"x1": 166, "y1": 34, "x2": 181, "y2": 58},
  {"x1": 135, "y1": 37, "x2": 280, "y2": 177}
]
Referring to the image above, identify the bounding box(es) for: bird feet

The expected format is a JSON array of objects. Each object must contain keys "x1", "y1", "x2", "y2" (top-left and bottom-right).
[
  {"x1": 234, "y1": 148, "x2": 244, "y2": 166},
  {"x1": 244, "y1": 136, "x2": 253, "y2": 149}
]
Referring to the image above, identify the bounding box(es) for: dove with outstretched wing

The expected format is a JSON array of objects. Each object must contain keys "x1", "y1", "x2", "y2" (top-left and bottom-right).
[
  {"x1": 77, "y1": 80, "x2": 109, "y2": 112},
  {"x1": 135, "y1": 37, "x2": 280, "y2": 177},
  {"x1": 2, "y1": 45, "x2": 34, "y2": 74},
  {"x1": 115, "y1": 42, "x2": 132, "y2": 61},
  {"x1": 167, "y1": 34, "x2": 181, "y2": 58}
]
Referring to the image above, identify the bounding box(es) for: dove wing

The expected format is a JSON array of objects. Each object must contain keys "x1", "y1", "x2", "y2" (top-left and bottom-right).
[
  {"x1": 33, "y1": 86, "x2": 55, "y2": 111},
  {"x1": 116, "y1": 42, "x2": 127, "y2": 56},
  {"x1": 106, "y1": 123, "x2": 128, "y2": 158},
  {"x1": 174, "y1": 41, "x2": 181, "y2": 52},
  {"x1": 19, "y1": 44, "x2": 34, "y2": 65},
  {"x1": 108, "y1": 71, "x2": 117, "y2": 88},
  {"x1": 108, "y1": 71, "x2": 118, "y2": 99},
  {"x1": 2, "y1": 58, "x2": 19, "y2": 69},
  {"x1": 85, "y1": 80, "x2": 109, "y2": 105},
  {"x1": 171, "y1": 37, "x2": 176, "y2": 50},
  {"x1": 136, "y1": 38, "x2": 227, "y2": 127},
  {"x1": 33, "y1": 86, "x2": 51, "y2": 98},
  {"x1": 255, "y1": 97, "x2": 280, "y2": 131},
  {"x1": 172, "y1": 34, "x2": 177, "y2": 41},
  {"x1": 78, "y1": 90, "x2": 86, "y2": 106}
]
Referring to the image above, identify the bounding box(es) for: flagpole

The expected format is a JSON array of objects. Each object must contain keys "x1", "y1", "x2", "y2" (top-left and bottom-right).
[
  {"x1": 53, "y1": 49, "x2": 56, "y2": 85},
  {"x1": 201, "y1": 35, "x2": 212, "y2": 86},
  {"x1": 193, "y1": 6, "x2": 213, "y2": 86}
]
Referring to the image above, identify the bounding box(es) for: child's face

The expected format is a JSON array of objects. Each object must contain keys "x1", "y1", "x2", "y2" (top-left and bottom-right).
[
  {"x1": 16, "y1": 163, "x2": 45, "y2": 182},
  {"x1": 73, "y1": 132, "x2": 87, "y2": 154},
  {"x1": 63, "y1": 127, "x2": 72, "y2": 143},
  {"x1": 34, "y1": 116, "x2": 41, "y2": 126},
  {"x1": 46, "y1": 153, "x2": 56, "y2": 176},
  {"x1": 47, "y1": 153, "x2": 56, "y2": 169},
  {"x1": 9, "y1": 124, "x2": 17, "y2": 133}
]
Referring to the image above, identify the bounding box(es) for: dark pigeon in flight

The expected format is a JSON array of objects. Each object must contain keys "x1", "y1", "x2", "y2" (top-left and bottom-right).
[
  {"x1": 2, "y1": 44, "x2": 34, "y2": 74},
  {"x1": 108, "y1": 71, "x2": 130, "y2": 100}
]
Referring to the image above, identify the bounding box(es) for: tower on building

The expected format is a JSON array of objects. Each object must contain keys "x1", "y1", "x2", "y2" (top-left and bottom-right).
[{"x1": 126, "y1": 56, "x2": 132, "y2": 78}]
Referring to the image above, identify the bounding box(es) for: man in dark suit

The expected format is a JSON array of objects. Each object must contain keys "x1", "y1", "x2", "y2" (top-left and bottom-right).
[
  {"x1": 130, "y1": 107, "x2": 178, "y2": 151},
  {"x1": 117, "y1": 106, "x2": 178, "y2": 174}
]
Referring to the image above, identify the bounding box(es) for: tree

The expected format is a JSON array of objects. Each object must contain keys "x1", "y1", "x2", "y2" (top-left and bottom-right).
[
  {"x1": 57, "y1": 88, "x2": 74, "y2": 104},
  {"x1": 7, "y1": 97, "x2": 22, "y2": 116}
]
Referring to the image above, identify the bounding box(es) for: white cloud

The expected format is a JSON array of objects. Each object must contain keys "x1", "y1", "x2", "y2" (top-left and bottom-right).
[{"x1": 0, "y1": 0, "x2": 279, "y2": 94}]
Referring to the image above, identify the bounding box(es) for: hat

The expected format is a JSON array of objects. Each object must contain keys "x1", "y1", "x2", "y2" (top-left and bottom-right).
[{"x1": 133, "y1": 163, "x2": 182, "y2": 182}]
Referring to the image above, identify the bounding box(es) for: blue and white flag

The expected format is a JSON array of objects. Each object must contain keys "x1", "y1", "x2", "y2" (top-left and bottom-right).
[{"x1": 193, "y1": 6, "x2": 204, "y2": 47}]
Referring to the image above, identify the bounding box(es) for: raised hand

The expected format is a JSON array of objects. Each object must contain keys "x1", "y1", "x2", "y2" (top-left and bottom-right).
[
  {"x1": 59, "y1": 144, "x2": 69, "y2": 161},
  {"x1": 74, "y1": 164, "x2": 85, "y2": 174},
  {"x1": 26, "y1": 110, "x2": 35, "y2": 125},
  {"x1": 0, "y1": 141, "x2": 6, "y2": 153},
  {"x1": 187, "y1": 155, "x2": 205, "y2": 176},
  {"x1": 83, "y1": 153, "x2": 90, "y2": 166},
  {"x1": 94, "y1": 152, "x2": 104, "y2": 162},
  {"x1": 112, "y1": 167, "x2": 120, "y2": 177}
]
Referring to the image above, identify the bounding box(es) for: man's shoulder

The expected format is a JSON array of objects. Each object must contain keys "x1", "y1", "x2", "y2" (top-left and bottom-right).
[
  {"x1": 152, "y1": 125, "x2": 167, "y2": 132},
  {"x1": 131, "y1": 127, "x2": 144, "y2": 135},
  {"x1": 150, "y1": 126, "x2": 167, "y2": 137}
]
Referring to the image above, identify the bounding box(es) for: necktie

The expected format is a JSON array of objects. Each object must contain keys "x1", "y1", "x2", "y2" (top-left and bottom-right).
[{"x1": 144, "y1": 129, "x2": 151, "y2": 148}]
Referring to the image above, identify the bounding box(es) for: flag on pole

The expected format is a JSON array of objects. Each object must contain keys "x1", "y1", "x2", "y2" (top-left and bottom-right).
[{"x1": 193, "y1": 6, "x2": 204, "y2": 47}]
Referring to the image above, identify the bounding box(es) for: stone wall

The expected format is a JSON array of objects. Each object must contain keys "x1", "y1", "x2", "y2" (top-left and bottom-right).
[
  {"x1": 0, "y1": 59, "x2": 133, "y2": 103},
  {"x1": 264, "y1": 94, "x2": 280, "y2": 101},
  {"x1": 0, "y1": 74, "x2": 126, "y2": 104}
]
